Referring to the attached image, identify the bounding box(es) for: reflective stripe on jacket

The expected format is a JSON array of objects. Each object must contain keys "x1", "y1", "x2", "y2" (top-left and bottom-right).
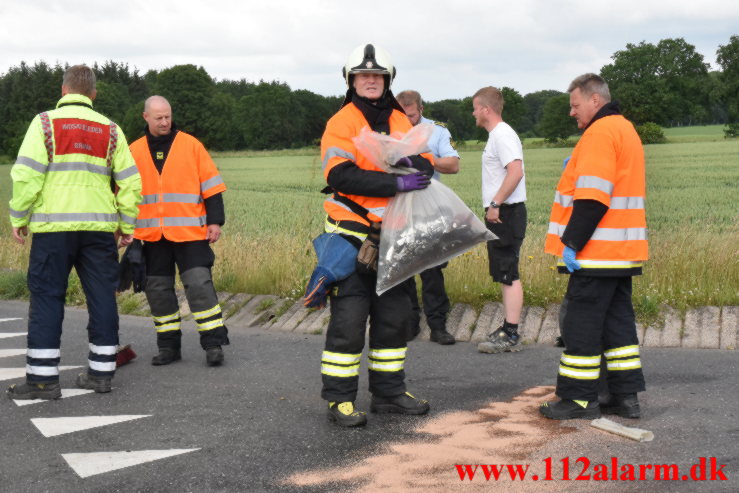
[
  {"x1": 544, "y1": 114, "x2": 648, "y2": 270},
  {"x1": 130, "y1": 131, "x2": 226, "y2": 242},
  {"x1": 9, "y1": 94, "x2": 141, "y2": 233},
  {"x1": 321, "y1": 102, "x2": 429, "y2": 235}
]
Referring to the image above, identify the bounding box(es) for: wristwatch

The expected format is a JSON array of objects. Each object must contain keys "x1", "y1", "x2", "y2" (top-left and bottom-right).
[{"x1": 489, "y1": 200, "x2": 501, "y2": 209}]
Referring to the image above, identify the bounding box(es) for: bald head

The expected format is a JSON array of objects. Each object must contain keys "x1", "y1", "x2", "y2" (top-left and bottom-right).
[{"x1": 143, "y1": 95, "x2": 172, "y2": 136}]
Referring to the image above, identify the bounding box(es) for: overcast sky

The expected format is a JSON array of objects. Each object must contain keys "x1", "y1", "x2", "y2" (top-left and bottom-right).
[{"x1": 1, "y1": 0, "x2": 737, "y2": 101}]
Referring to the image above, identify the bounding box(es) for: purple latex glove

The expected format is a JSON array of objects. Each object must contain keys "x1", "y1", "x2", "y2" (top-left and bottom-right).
[
  {"x1": 562, "y1": 246, "x2": 582, "y2": 273},
  {"x1": 396, "y1": 172, "x2": 431, "y2": 192},
  {"x1": 395, "y1": 156, "x2": 414, "y2": 168}
]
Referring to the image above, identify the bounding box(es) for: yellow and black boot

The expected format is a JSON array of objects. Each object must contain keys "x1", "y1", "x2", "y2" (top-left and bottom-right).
[
  {"x1": 539, "y1": 399, "x2": 601, "y2": 420},
  {"x1": 328, "y1": 401, "x2": 367, "y2": 427}
]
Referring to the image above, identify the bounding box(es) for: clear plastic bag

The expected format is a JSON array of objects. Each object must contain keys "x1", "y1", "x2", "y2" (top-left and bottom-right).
[
  {"x1": 376, "y1": 180, "x2": 496, "y2": 295},
  {"x1": 352, "y1": 123, "x2": 435, "y2": 171}
]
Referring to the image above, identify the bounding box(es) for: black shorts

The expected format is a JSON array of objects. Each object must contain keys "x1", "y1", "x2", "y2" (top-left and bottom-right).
[{"x1": 485, "y1": 202, "x2": 527, "y2": 285}]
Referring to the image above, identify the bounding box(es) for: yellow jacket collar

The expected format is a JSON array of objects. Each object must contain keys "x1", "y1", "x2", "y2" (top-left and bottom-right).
[{"x1": 56, "y1": 93, "x2": 93, "y2": 108}]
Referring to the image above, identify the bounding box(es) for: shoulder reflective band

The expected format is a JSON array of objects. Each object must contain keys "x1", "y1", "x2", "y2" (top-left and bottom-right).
[
  {"x1": 200, "y1": 176, "x2": 224, "y2": 193},
  {"x1": 106, "y1": 122, "x2": 118, "y2": 167},
  {"x1": 39, "y1": 112, "x2": 54, "y2": 163},
  {"x1": 322, "y1": 147, "x2": 356, "y2": 170},
  {"x1": 576, "y1": 175, "x2": 614, "y2": 195}
]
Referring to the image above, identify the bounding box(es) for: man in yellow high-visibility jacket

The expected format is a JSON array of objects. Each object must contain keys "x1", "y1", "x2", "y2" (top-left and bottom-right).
[{"x1": 7, "y1": 65, "x2": 142, "y2": 400}]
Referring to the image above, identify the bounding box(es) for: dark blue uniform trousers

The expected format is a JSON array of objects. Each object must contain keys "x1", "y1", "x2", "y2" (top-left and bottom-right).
[{"x1": 26, "y1": 231, "x2": 119, "y2": 383}]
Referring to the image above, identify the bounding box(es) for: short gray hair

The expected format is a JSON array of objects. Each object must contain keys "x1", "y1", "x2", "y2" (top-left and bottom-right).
[
  {"x1": 62, "y1": 65, "x2": 96, "y2": 98},
  {"x1": 568, "y1": 73, "x2": 611, "y2": 102}
]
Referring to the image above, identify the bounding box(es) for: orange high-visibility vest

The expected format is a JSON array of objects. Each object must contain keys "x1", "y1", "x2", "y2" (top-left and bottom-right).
[
  {"x1": 544, "y1": 114, "x2": 648, "y2": 270},
  {"x1": 321, "y1": 103, "x2": 433, "y2": 234},
  {"x1": 130, "y1": 131, "x2": 226, "y2": 242}
]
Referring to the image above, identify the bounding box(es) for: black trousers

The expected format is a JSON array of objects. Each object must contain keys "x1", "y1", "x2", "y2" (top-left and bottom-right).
[
  {"x1": 143, "y1": 239, "x2": 228, "y2": 350},
  {"x1": 556, "y1": 275, "x2": 646, "y2": 401},
  {"x1": 406, "y1": 262, "x2": 450, "y2": 332},
  {"x1": 321, "y1": 270, "x2": 410, "y2": 402},
  {"x1": 26, "y1": 231, "x2": 119, "y2": 383}
]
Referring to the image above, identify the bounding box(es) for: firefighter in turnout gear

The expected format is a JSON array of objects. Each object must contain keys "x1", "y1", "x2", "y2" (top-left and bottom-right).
[
  {"x1": 319, "y1": 43, "x2": 435, "y2": 427},
  {"x1": 130, "y1": 95, "x2": 229, "y2": 367},
  {"x1": 540, "y1": 74, "x2": 648, "y2": 420},
  {"x1": 7, "y1": 65, "x2": 142, "y2": 399}
]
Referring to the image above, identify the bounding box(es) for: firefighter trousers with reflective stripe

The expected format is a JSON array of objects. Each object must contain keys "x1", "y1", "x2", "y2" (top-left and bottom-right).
[
  {"x1": 557, "y1": 275, "x2": 645, "y2": 401},
  {"x1": 26, "y1": 232, "x2": 119, "y2": 383},
  {"x1": 143, "y1": 239, "x2": 228, "y2": 350},
  {"x1": 321, "y1": 270, "x2": 410, "y2": 402}
]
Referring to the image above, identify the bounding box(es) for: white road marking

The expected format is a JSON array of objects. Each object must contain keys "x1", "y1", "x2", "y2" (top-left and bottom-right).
[
  {"x1": 0, "y1": 366, "x2": 82, "y2": 382},
  {"x1": 0, "y1": 349, "x2": 25, "y2": 358},
  {"x1": 0, "y1": 332, "x2": 26, "y2": 339},
  {"x1": 31, "y1": 415, "x2": 151, "y2": 437},
  {"x1": 13, "y1": 388, "x2": 95, "y2": 406},
  {"x1": 62, "y1": 449, "x2": 200, "y2": 478},
  {"x1": 0, "y1": 318, "x2": 23, "y2": 323}
]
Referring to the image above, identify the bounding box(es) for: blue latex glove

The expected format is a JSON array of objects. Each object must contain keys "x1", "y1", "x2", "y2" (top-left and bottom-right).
[
  {"x1": 303, "y1": 267, "x2": 331, "y2": 309},
  {"x1": 396, "y1": 172, "x2": 431, "y2": 192},
  {"x1": 303, "y1": 233, "x2": 358, "y2": 309},
  {"x1": 563, "y1": 156, "x2": 571, "y2": 169},
  {"x1": 562, "y1": 246, "x2": 582, "y2": 273}
]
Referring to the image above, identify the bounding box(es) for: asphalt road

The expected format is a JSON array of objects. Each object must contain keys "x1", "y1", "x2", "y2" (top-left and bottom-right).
[{"x1": 0, "y1": 299, "x2": 737, "y2": 492}]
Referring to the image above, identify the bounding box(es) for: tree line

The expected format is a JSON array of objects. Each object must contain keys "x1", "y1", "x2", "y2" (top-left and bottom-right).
[{"x1": 0, "y1": 36, "x2": 736, "y2": 156}]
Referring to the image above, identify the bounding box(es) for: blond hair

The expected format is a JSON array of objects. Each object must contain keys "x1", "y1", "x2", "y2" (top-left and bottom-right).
[{"x1": 472, "y1": 86, "x2": 504, "y2": 114}]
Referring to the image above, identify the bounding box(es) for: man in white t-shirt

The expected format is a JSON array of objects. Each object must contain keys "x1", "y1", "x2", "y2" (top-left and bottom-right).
[{"x1": 472, "y1": 86, "x2": 527, "y2": 354}]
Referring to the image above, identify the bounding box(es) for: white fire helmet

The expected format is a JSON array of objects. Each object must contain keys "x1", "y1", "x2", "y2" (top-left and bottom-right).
[{"x1": 342, "y1": 43, "x2": 396, "y2": 89}]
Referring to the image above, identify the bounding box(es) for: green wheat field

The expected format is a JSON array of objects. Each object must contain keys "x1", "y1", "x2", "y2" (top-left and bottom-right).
[{"x1": 1, "y1": 126, "x2": 737, "y2": 320}]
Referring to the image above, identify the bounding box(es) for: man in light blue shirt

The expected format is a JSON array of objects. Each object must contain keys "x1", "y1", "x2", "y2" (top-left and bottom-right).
[{"x1": 397, "y1": 90, "x2": 460, "y2": 345}]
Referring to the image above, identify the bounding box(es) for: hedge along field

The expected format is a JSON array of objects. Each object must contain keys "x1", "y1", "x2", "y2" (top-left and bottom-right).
[{"x1": 0, "y1": 138, "x2": 737, "y2": 318}]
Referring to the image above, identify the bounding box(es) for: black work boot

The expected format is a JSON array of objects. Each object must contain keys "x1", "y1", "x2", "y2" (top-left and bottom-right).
[
  {"x1": 600, "y1": 393, "x2": 641, "y2": 419},
  {"x1": 539, "y1": 399, "x2": 601, "y2": 420},
  {"x1": 370, "y1": 392, "x2": 430, "y2": 415},
  {"x1": 7, "y1": 381, "x2": 62, "y2": 400},
  {"x1": 327, "y1": 401, "x2": 367, "y2": 427},
  {"x1": 430, "y1": 328, "x2": 456, "y2": 345},
  {"x1": 205, "y1": 346, "x2": 224, "y2": 366},
  {"x1": 75, "y1": 373, "x2": 112, "y2": 393},
  {"x1": 478, "y1": 326, "x2": 522, "y2": 353},
  {"x1": 151, "y1": 348, "x2": 181, "y2": 366}
]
